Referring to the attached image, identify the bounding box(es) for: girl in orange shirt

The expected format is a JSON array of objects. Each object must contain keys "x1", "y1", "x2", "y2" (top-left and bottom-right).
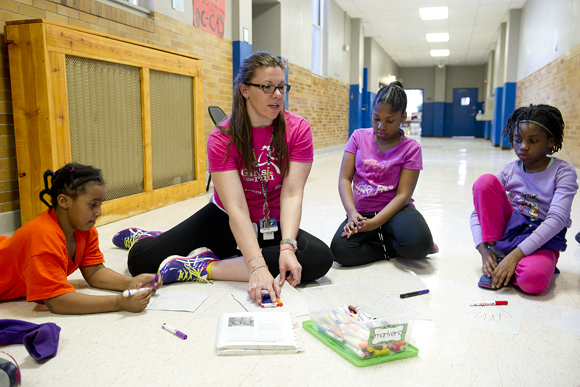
[{"x1": 0, "y1": 163, "x2": 160, "y2": 314}]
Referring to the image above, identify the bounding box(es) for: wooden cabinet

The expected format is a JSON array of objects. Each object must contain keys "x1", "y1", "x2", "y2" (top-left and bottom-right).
[{"x1": 6, "y1": 19, "x2": 205, "y2": 226}]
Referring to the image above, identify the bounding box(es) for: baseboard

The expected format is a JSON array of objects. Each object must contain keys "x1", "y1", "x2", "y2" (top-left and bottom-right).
[
  {"x1": 0, "y1": 210, "x2": 21, "y2": 236},
  {"x1": 314, "y1": 144, "x2": 345, "y2": 157}
]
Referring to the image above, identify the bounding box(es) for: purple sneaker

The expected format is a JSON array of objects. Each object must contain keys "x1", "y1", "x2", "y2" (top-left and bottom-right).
[
  {"x1": 478, "y1": 274, "x2": 504, "y2": 290},
  {"x1": 158, "y1": 247, "x2": 220, "y2": 284},
  {"x1": 112, "y1": 227, "x2": 163, "y2": 250}
]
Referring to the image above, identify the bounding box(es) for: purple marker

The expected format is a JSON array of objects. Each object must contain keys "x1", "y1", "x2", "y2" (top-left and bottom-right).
[
  {"x1": 400, "y1": 289, "x2": 429, "y2": 299},
  {"x1": 151, "y1": 273, "x2": 159, "y2": 287},
  {"x1": 162, "y1": 323, "x2": 187, "y2": 340}
]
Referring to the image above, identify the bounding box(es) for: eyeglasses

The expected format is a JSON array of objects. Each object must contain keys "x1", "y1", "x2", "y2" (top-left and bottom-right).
[{"x1": 244, "y1": 83, "x2": 291, "y2": 94}]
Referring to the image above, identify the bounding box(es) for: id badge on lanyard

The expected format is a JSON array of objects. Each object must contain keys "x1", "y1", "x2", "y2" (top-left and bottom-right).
[
  {"x1": 254, "y1": 135, "x2": 277, "y2": 240},
  {"x1": 259, "y1": 217, "x2": 278, "y2": 240}
]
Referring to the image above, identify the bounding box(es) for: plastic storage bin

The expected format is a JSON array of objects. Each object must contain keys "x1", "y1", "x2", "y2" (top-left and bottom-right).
[{"x1": 303, "y1": 282, "x2": 418, "y2": 363}]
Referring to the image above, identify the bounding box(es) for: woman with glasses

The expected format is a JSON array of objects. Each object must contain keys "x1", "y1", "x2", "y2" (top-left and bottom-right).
[{"x1": 118, "y1": 51, "x2": 333, "y2": 304}]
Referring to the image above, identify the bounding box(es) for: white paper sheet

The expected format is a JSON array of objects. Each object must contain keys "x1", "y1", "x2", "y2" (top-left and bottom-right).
[
  {"x1": 446, "y1": 303, "x2": 525, "y2": 334},
  {"x1": 231, "y1": 280, "x2": 310, "y2": 317},
  {"x1": 545, "y1": 313, "x2": 580, "y2": 337},
  {"x1": 146, "y1": 290, "x2": 210, "y2": 312}
]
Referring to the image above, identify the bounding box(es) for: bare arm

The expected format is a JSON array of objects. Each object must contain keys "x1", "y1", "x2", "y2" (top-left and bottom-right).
[
  {"x1": 43, "y1": 290, "x2": 151, "y2": 315},
  {"x1": 40, "y1": 264, "x2": 159, "y2": 315},
  {"x1": 80, "y1": 264, "x2": 159, "y2": 292},
  {"x1": 211, "y1": 169, "x2": 279, "y2": 301},
  {"x1": 337, "y1": 151, "x2": 357, "y2": 217},
  {"x1": 278, "y1": 161, "x2": 312, "y2": 287},
  {"x1": 337, "y1": 152, "x2": 368, "y2": 235}
]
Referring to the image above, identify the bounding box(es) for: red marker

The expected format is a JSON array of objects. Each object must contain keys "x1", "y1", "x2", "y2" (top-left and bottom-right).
[{"x1": 470, "y1": 301, "x2": 508, "y2": 306}]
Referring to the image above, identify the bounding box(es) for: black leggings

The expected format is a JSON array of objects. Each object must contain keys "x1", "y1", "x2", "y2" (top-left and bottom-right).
[
  {"x1": 330, "y1": 205, "x2": 434, "y2": 267},
  {"x1": 127, "y1": 203, "x2": 333, "y2": 282}
]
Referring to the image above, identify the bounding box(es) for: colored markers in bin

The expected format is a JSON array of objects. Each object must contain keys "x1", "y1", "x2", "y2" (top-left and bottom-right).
[{"x1": 314, "y1": 305, "x2": 408, "y2": 359}]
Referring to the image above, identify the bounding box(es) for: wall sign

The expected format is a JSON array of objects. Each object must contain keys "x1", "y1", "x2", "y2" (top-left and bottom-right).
[
  {"x1": 172, "y1": 0, "x2": 184, "y2": 13},
  {"x1": 193, "y1": 0, "x2": 225, "y2": 38}
]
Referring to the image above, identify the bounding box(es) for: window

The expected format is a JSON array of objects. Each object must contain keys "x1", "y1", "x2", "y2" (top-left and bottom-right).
[
  {"x1": 311, "y1": 0, "x2": 324, "y2": 75},
  {"x1": 461, "y1": 97, "x2": 470, "y2": 106},
  {"x1": 109, "y1": 0, "x2": 151, "y2": 16}
]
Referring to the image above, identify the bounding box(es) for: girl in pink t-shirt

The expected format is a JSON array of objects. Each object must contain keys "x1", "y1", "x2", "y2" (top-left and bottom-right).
[
  {"x1": 121, "y1": 52, "x2": 333, "y2": 304},
  {"x1": 331, "y1": 82, "x2": 437, "y2": 266}
]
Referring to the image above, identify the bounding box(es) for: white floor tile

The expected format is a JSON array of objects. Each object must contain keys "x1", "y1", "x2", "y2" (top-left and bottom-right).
[{"x1": 2, "y1": 137, "x2": 580, "y2": 386}]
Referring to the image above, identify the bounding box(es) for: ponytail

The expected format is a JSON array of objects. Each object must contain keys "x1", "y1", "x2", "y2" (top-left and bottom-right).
[{"x1": 38, "y1": 163, "x2": 105, "y2": 209}]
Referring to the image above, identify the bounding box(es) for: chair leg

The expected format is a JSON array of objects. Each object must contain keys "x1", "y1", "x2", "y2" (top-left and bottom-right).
[{"x1": 206, "y1": 173, "x2": 212, "y2": 192}]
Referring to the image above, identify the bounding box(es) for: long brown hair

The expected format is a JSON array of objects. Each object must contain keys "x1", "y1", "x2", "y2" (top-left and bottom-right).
[{"x1": 219, "y1": 51, "x2": 290, "y2": 176}]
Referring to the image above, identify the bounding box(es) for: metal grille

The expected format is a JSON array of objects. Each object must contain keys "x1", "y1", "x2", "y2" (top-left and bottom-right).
[
  {"x1": 66, "y1": 56, "x2": 144, "y2": 200},
  {"x1": 150, "y1": 70, "x2": 195, "y2": 190}
]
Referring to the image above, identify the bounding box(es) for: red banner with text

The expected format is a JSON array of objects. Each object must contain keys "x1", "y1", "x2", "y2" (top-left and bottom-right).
[{"x1": 193, "y1": 0, "x2": 225, "y2": 38}]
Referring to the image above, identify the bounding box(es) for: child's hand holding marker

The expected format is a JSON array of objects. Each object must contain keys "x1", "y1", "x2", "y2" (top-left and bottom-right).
[
  {"x1": 120, "y1": 273, "x2": 160, "y2": 312},
  {"x1": 125, "y1": 272, "x2": 161, "y2": 293}
]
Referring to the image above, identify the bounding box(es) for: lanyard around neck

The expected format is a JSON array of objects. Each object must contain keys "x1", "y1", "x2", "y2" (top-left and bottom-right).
[{"x1": 253, "y1": 134, "x2": 274, "y2": 220}]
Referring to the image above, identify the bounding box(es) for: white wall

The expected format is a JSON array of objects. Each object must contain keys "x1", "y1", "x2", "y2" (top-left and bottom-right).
[
  {"x1": 518, "y1": 0, "x2": 580, "y2": 80},
  {"x1": 280, "y1": 0, "x2": 311, "y2": 70},
  {"x1": 445, "y1": 66, "x2": 486, "y2": 102},
  {"x1": 493, "y1": 23, "x2": 506, "y2": 90},
  {"x1": 364, "y1": 38, "x2": 399, "y2": 93},
  {"x1": 253, "y1": 3, "x2": 282, "y2": 54},
  {"x1": 233, "y1": 0, "x2": 252, "y2": 43},
  {"x1": 350, "y1": 18, "x2": 363, "y2": 86},
  {"x1": 327, "y1": 0, "x2": 350, "y2": 83}
]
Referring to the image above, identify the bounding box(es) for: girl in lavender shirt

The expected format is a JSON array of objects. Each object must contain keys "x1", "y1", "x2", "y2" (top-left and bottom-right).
[
  {"x1": 330, "y1": 82, "x2": 436, "y2": 266},
  {"x1": 471, "y1": 104, "x2": 578, "y2": 294}
]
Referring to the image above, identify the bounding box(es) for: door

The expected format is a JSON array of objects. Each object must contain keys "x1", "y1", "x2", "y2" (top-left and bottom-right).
[{"x1": 452, "y1": 88, "x2": 478, "y2": 136}]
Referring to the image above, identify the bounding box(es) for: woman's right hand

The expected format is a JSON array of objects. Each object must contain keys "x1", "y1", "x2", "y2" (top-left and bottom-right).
[
  {"x1": 477, "y1": 243, "x2": 498, "y2": 277},
  {"x1": 247, "y1": 266, "x2": 280, "y2": 304}
]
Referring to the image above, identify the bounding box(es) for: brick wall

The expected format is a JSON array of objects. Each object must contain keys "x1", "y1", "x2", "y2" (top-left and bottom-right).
[
  {"x1": 288, "y1": 62, "x2": 350, "y2": 149},
  {"x1": 516, "y1": 43, "x2": 580, "y2": 168},
  {"x1": 0, "y1": 0, "x2": 233, "y2": 214}
]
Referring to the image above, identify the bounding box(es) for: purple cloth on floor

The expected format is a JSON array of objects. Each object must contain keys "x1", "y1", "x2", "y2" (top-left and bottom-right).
[
  {"x1": 493, "y1": 209, "x2": 567, "y2": 255},
  {"x1": 0, "y1": 319, "x2": 61, "y2": 360}
]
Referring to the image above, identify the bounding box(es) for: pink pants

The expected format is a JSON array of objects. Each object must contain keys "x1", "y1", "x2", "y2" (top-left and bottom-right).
[{"x1": 473, "y1": 174, "x2": 558, "y2": 294}]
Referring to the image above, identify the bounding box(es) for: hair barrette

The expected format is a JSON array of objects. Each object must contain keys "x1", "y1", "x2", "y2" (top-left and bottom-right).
[{"x1": 69, "y1": 167, "x2": 74, "y2": 173}]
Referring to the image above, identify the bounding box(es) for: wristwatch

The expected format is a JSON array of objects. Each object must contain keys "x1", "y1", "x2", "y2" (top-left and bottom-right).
[{"x1": 280, "y1": 238, "x2": 297, "y2": 251}]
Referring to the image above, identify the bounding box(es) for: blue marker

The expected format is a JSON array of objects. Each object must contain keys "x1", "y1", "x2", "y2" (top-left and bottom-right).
[{"x1": 400, "y1": 289, "x2": 429, "y2": 298}]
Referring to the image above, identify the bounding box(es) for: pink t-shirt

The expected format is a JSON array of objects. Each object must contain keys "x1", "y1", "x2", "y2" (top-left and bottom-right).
[
  {"x1": 346, "y1": 128, "x2": 422, "y2": 213},
  {"x1": 207, "y1": 111, "x2": 313, "y2": 223}
]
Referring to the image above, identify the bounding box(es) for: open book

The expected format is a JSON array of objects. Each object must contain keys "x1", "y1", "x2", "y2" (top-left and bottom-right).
[{"x1": 215, "y1": 312, "x2": 302, "y2": 355}]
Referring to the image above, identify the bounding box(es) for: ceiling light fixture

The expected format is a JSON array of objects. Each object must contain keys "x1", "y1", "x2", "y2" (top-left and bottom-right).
[
  {"x1": 426, "y1": 33, "x2": 449, "y2": 42},
  {"x1": 430, "y1": 49, "x2": 450, "y2": 57},
  {"x1": 419, "y1": 7, "x2": 448, "y2": 20}
]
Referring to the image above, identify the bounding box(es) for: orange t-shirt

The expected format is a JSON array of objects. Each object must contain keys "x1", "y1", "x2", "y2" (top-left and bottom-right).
[{"x1": 0, "y1": 209, "x2": 104, "y2": 302}]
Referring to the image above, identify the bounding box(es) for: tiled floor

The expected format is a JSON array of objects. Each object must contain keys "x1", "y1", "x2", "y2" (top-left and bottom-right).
[{"x1": 2, "y1": 136, "x2": 580, "y2": 386}]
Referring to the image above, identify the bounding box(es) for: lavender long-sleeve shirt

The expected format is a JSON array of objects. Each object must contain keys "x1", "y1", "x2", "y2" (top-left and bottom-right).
[{"x1": 470, "y1": 158, "x2": 578, "y2": 255}]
